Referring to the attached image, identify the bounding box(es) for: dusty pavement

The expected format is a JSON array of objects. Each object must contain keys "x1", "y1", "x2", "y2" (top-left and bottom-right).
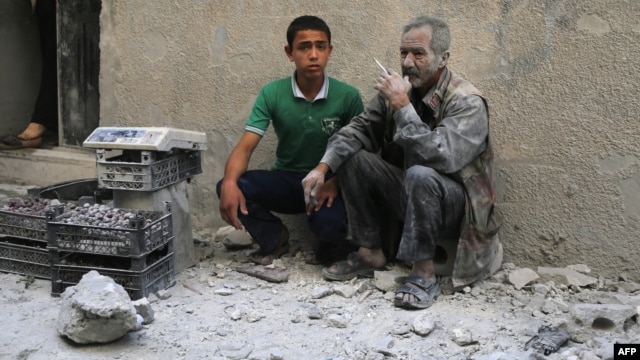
[{"x1": 1, "y1": 184, "x2": 639, "y2": 360}]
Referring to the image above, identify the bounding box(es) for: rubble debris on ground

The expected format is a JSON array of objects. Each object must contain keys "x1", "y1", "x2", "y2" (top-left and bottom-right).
[
  {"x1": 57, "y1": 270, "x2": 139, "y2": 344},
  {"x1": 2, "y1": 226, "x2": 640, "y2": 359}
]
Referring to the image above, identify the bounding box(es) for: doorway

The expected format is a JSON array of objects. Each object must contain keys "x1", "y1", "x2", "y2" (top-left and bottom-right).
[{"x1": 0, "y1": 0, "x2": 101, "y2": 148}]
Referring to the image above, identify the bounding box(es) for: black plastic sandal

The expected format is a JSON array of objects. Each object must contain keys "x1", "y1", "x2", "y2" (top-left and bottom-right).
[
  {"x1": 322, "y1": 252, "x2": 383, "y2": 281},
  {"x1": 524, "y1": 325, "x2": 570, "y2": 355},
  {"x1": 394, "y1": 274, "x2": 441, "y2": 310},
  {"x1": 0, "y1": 135, "x2": 42, "y2": 150}
]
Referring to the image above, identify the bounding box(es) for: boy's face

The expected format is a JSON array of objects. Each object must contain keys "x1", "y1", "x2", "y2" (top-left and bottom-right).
[{"x1": 285, "y1": 30, "x2": 333, "y2": 82}]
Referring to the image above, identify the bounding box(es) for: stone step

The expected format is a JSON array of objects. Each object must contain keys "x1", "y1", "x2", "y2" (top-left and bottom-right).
[{"x1": 0, "y1": 147, "x2": 96, "y2": 187}]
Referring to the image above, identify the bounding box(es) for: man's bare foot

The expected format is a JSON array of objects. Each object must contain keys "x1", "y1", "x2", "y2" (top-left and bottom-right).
[
  {"x1": 17, "y1": 122, "x2": 47, "y2": 140},
  {"x1": 355, "y1": 247, "x2": 386, "y2": 268}
]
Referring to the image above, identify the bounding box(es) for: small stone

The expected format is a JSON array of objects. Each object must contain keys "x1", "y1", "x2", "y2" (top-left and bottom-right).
[
  {"x1": 308, "y1": 306, "x2": 323, "y2": 320},
  {"x1": 132, "y1": 297, "x2": 155, "y2": 324},
  {"x1": 412, "y1": 313, "x2": 436, "y2": 336},
  {"x1": 333, "y1": 285, "x2": 357, "y2": 298},
  {"x1": 567, "y1": 264, "x2": 591, "y2": 274},
  {"x1": 221, "y1": 230, "x2": 253, "y2": 250},
  {"x1": 311, "y1": 286, "x2": 333, "y2": 299},
  {"x1": 451, "y1": 328, "x2": 477, "y2": 346},
  {"x1": 508, "y1": 268, "x2": 540, "y2": 290},
  {"x1": 215, "y1": 288, "x2": 235, "y2": 296},
  {"x1": 155, "y1": 289, "x2": 172, "y2": 300},
  {"x1": 245, "y1": 309, "x2": 265, "y2": 323},
  {"x1": 326, "y1": 314, "x2": 347, "y2": 328}
]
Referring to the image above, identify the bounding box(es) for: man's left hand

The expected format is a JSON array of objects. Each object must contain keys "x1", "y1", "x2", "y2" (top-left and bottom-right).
[
  {"x1": 302, "y1": 163, "x2": 329, "y2": 215},
  {"x1": 302, "y1": 168, "x2": 326, "y2": 213}
]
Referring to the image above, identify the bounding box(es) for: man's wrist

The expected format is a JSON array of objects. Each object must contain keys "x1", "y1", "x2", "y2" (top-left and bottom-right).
[{"x1": 315, "y1": 163, "x2": 330, "y2": 174}]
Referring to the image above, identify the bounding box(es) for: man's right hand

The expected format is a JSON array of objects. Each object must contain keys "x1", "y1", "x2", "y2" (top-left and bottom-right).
[{"x1": 218, "y1": 181, "x2": 248, "y2": 229}]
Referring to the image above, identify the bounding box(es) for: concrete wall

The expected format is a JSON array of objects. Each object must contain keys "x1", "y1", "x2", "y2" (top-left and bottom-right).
[{"x1": 99, "y1": 0, "x2": 640, "y2": 280}]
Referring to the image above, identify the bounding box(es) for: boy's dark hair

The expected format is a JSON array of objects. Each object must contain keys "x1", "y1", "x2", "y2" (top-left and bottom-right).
[{"x1": 286, "y1": 15, "x2": 331, "y2": 48}]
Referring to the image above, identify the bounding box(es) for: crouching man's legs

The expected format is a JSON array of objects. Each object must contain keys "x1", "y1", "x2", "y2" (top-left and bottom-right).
[
  {"x1": 322, "y1": 150, "x2": 405, "y2": 281},
  {"x1": 394, "y1": 165, "x2": 465, "y2": 309}
]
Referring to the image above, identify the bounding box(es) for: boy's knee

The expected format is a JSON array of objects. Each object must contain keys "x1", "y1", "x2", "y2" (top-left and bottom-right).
[{"x1": 215, "y1": 179, "x2": 223, "y2": 197}]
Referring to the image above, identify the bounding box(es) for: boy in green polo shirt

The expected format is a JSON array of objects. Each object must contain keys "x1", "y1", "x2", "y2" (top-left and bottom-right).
[{"x1": 216, "y1": 15, "x2": 364, "y2": 265}]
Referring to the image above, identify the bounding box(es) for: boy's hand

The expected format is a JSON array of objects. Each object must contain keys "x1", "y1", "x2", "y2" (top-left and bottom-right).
[{"x1": 218, "y1": 181, "x2": 247, "y2": 229}]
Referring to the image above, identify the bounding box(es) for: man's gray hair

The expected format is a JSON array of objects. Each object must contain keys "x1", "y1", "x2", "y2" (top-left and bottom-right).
[{"x1": 402, "y1": 16, "x2": 451, "y2": 56}]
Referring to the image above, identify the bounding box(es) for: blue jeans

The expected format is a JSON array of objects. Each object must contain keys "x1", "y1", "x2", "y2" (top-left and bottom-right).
[{"x1": 216, "y1": 170, "x2": 352, "y2": 260}]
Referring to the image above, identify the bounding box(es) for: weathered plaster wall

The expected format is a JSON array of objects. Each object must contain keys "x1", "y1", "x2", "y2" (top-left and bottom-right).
[{"x1": 100, "y1": 0, "x2": 640, "y2": 279}]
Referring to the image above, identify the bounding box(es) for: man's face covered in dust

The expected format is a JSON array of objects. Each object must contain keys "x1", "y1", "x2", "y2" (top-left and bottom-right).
[{"x1": 400, "y1": 25, "x2": 447, "y2": 94}]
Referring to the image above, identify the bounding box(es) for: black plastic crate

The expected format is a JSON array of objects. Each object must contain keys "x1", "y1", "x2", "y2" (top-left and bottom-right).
[
  {"x1": 50, "y1": 241, "x2": 172, "y2": 272},
  {"x1": 51, "y1": 251, "x2": 175, "y2": 300},
  {"x1": 47, "y1": 208, "x2": 173, "y2": 257},
  {"x1": 0, "y1": 198, "x2": 70, "y2": 243},
  {"x1": 0, "y1": 237, "x2": 50, "y2": 279},
  {"x1": 0, "y1": 210, "x2": 50, "y2": 243}
]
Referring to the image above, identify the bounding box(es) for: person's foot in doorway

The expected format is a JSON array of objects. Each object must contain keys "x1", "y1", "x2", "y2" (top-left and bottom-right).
[
  {"x1": 0, "y1": 123, "x2": 52, "y2": 150},
  {"x1": 16, "y1": 122, "x2": 47, "y2": 140}
]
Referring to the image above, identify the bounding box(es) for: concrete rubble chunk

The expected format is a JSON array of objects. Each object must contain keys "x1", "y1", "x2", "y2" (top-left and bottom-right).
[
  {"x1": 615, "y1": 281, "x2": 640, "y2": 294},
  {"x1": 474, "y1": 352, "x2": 519, "y2": 360},
  {"x1": 307, "y1": 305, "x2": 323, "y2": 320},
  {"x1": 333, "y1": 284, "x2": 357, "y2": 298},
  {"x1": 155, "y1": 289, "x2": 172, "y2": 300},
  {"x1": 508, "y1": 268, "x2": 539, "y2": 290},
  {"x1": 451, "y1": 328, "x2": 477, "y2": 346},
  {"x1": 218, "y1": 341, "x2": 253, "y2": 360},
  {"x1": 373, "y1": 335, "x2": 396, "y2": 356},
  {"x1": 221, "y1": 229, "x2": 253, "y2": 250},
  {"x1": 326, "y1": 314, "x2": 348, "y2": 328},
  {"x1": 374, "y1": 270, "x2": 406, "y2": 293},
  {"x1": 411, "y1": 313, "x2": 436, "y2": 336},
  {"x1": 57, "y1": 270, "x2": 138, "y2": 344},
  {"x1": 311, "y1": 285, "x2": 333, "y2": 299},
  {"x1": 537, "y1": 267, "x2": 598, "y2": 287},
  {"x1": 568, "y1": 303, "x2": 637, "y2": 343},
  {"x1": 567, "y1": 264, "x2": 591, "y2": 274},
  {"x1": 234, "y1": 265, "x2": 289, "y2": 283},
  {"x1": 132, "y1": 297, "x2": 155, "y2": 325}
]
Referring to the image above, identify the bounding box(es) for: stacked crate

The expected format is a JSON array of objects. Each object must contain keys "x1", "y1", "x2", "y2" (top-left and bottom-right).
[
  {"x1": 47, "y1": 203, "x2": 176, "y2": 300},
  {"x1": 95, "y1": 149, "x2": 202, "y2": 191},
  {"x1": 2, "y1": 127, "x2": 205, "y2": 298},
  {"x1": 0, "y1": 196, "x2": 176, "y2": 300},
  {"x1": 83, "y1": 127, "x2": 208, "y2": 274},
  {"x1": 0, "y1": 198, "x2": 63, "y2": 279}
]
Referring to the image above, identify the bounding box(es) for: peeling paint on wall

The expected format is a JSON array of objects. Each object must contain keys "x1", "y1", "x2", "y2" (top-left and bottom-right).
[
  {"x1": 144, "y1": 31, "x2": 168, "y2": 62},
  {"x1": 576, "y1": 14, "x2": 612, "y2": 34}
]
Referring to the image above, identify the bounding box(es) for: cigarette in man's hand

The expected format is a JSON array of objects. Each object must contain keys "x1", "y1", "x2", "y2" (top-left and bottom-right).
[{"x1": 374, "y1": 58, "x2": 389, "y2": 74}]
